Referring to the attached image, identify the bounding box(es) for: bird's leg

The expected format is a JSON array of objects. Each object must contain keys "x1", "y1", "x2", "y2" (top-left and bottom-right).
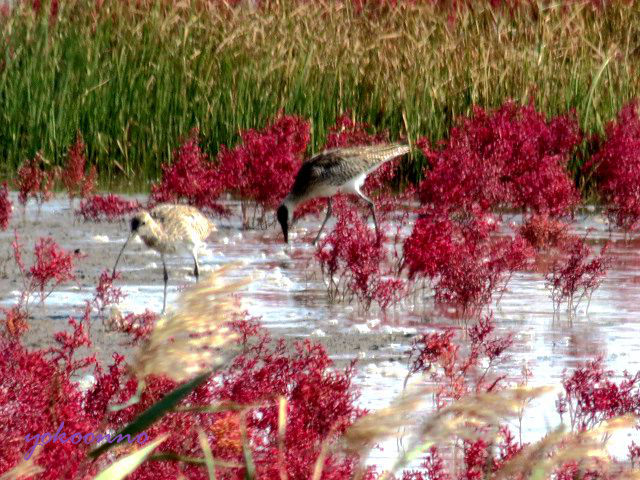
[
  {"x1": 313, "y1": 198, "x2": 332, "y2": 246},
  {"x1": 192, "y1": 251, "x2": 200, "y2": 282},
  {"x1": 358, "y1": 192, "x2": 379, "y2": 237},
  {"x1": 161, "y1": 255, "x2": 168, "y2": 314}
]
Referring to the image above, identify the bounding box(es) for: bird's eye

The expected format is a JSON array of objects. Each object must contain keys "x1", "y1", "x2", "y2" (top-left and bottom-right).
[{"x1": 140, "y1": 221, "x2": 146, "y2": 225}]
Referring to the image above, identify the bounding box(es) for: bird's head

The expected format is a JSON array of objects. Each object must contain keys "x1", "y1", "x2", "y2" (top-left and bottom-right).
[
  {"x1": 276, "y1": 204, "x2": 290, "y2": 243},
  {"x1": 130, "y1": 211, "x2": 154, "y2": 237}
]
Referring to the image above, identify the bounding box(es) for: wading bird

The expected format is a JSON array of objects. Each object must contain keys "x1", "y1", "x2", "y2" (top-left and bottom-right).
[
  {"x1": 112, "y1": 204, "x2": 216, "y2": 313},
  {"x1": 276, "y1": 143, "x2": 410, "y2": 244}
]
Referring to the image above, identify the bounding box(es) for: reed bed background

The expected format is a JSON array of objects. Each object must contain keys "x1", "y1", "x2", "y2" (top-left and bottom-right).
[
  {"x1": 0, "y1": 0, "x2": 638, "y2": 188},
  {"x1": 0, "y1": 0, "x2": 640, "y2": 186}
]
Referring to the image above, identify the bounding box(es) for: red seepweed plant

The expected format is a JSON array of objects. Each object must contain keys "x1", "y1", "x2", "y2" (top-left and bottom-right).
[
  {"x1": 586, "y1": 100, "x2": 640, "y2": 236},
  {"x1": 76, "y1": 194, "x2": 141, "y2": 222},
  {"x1": 216, "y1": 114, "x2": 311, "y2": 228},
  {"x1": 518, "y1": 213, "x2": 570, "y2": 251},
  {"x1": 61, "y1": 132, "x2": 97, "y2": 203},
  {"x1": 11, "y1": 232, "x2": 78, "y2": 309},
  {"x1": 151, "y1": 128, "x2": 228, "y2": 216},
  {"x1": 92, "y1": 269, "x2": 125, "y2": 317},
  {"x1": 0, "y1": 181, "x2": 12, "y2": 230},
  {"x1": 315, "y1": 198, "x2": 406, "y2": 310},
  {"x1": 407, "y1": 313, "x2": 513, "y2": 408},
  {"x1": 15, "y1": 151, "x2": 56, "y2": 212},
  {"x1": 557, "y1": 357, "x2": 640, "y2": 432},
  {"x1": 417, "y1": 101, "x2": 580, "y2": 217},
  {"x1": 545, "y1": 235, "x2": 610, "y2": 317},
  {"x1": 402, "y1": 207, "x2": 534, "y2": 317}
]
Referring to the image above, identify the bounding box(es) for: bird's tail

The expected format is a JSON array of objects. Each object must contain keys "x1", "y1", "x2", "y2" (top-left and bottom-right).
[{"x1": 363, "y1": 142, "x2": 411, "y2": 164}]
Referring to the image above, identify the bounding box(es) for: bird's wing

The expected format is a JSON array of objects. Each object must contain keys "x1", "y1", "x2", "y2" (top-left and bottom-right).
[
  {"x1": 290, "y1": 152, "x2": 352, "y2": 197},
  {"x1": 292, "y1": 143, "x2": 410, "y2": 195}
]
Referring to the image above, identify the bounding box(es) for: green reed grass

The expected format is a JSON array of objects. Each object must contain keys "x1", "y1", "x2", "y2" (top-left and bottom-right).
[{"x1": 0, "y1": 0, "x2": 639, "y2": 189}]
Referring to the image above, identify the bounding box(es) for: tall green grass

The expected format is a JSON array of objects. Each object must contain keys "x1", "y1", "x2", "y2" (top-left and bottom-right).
[{"x1": 0, "y1": 0, "x2": 639, "y2": 188}]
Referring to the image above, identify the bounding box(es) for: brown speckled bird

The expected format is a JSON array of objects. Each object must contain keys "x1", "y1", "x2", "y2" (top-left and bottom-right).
[
  {"x1": 276, "y1": 143, "x2": 410, "y2": 244},
  {"x1": 112, "y1": 204, "x2": 216, "y2": 313}
]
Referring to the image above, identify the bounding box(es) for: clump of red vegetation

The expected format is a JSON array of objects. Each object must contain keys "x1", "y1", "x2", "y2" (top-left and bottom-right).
[
  {"x1": 216, "y1": 114, "x2": 310, "y2": 227},
  {"x1": 16, "y1": 152, "x2": 56, "y2": 209},
  {"x1": 104, "y1": 310, "x2": 157, "y2": 344},
  {"x1": 0, "y1": 336, "x2": 100, "y2": 478},
  {"x1": 401, "y1": 315, "x2": 525, "y2": 479},
  {"x1": 0, "y1": 304, "x2": 28, "y2": 339},
  {"x1": 418, "y1": 101, "x2": 580, "y2": 217},
  {"x1": 29, "y1": 237, "x2": 77, "y2": 303},
  {"x1": 12, "y1": 232, "x2": 78, "y2": 307},
  {"x1": 557, "y1": 357, "x2": 640, "y2": 431},
  {"x1": 1, "y1": 245, "x2": 363, "y2": 480},
  {"x1": 0, "y1": 181, "x2": 12, "y2": 230},
  {"x1": 151, "y1": 128, "x2": 227, "y2": 215},
  {"x1": 315, "y1": 199, "x2": 405, "y2": 310},
  {"x1": 545, "y1": 236, "x2": 610, "y2": 316},
  {"x1": 407, "y1": 314, "x2": 513, "y2": 408},
  {"x1": 92, "y1": 270, "x2": 125, "y2": 317},
  {"x1": 61, "y1": 133, "x2": 97, "y2": 202},
  {"x1": 402, "y1": 208, "x2": 534, "y2": 317},
  {"x1": 586, "y1": 100, "x2": 640, "y2": 235},
  {"x1": 518, "y1": 213, "x2": 569, "y2": 251},
  {"x1": 76, "y1": 194, "x2": 140, "y2": 222}
]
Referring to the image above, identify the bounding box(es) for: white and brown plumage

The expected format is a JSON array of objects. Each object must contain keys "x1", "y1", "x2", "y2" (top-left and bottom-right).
[
  {"x1": 112, "y1": 204, "x2": 216, "y2": 313},
  {"x1": 276, "y1": 143, "x2": 410, "y2": 244}
]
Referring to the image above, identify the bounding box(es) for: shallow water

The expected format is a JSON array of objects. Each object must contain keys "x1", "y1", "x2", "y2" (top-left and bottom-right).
[{"x1": 2, "y1": 195, "x2": 640, "y2": 468}]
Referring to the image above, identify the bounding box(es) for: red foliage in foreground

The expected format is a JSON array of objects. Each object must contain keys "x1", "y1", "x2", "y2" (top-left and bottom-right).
[
  {"x1": 0, "y1": 181, "x2": 12, "y2": 230},
  {"x1": 407, "y1": 314, "x2": 513, "y2": 408},
  {"x1": 151, "y1": 128, "x2": 227, "y2": 215},
  {"x1": 0, "y1": 341, "x2": 100, "y2": 478},
  {"x1": 557, "y1": 357, "x2": 640, "y2": 431},
  {"x1": 216, "y1": 114, "x2": 310, "y2": 226},
  {"x1": 315, "y1": 199, "x2": 405, "y2": 309},
  {"x1": 587, "y1": 101, "x2": 640, "y2": 234},
  {"x1": 61, "y1": 133, "x2": 97, "y2": 201},
  {"x1": 16, "y1": 152, "x2": 56, "y2": 208},
  {"x1": 0, "y1": 279, "x2": 362, "y2": 480},
  {"x1": 545, "y1": 236, "x2": 610, "y2": 315},
  {"x1": 76, "y1": 194, "x2": 141, "y2": 222},
  {"x1": 104, "y1": 309, "x2": 157, "y2": 344},
  {"x1": 418, "y1": 101, "x2": 580, "y2": 216},
  {"x1": 403, "y1": 208, "x2": 534, "y2": 316}
]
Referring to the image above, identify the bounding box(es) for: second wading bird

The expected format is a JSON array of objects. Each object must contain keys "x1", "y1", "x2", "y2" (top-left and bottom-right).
[
  {"x1": 112, "y1": 204, "x2": 216, "y2": 313},
  {"x1": 276, "y1": 143, "x2": 410, "y2": 244}
]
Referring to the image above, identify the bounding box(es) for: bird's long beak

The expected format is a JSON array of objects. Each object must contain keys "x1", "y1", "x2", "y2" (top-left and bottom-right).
[{"x1": 112, "y1": 233, "x2": 133, "y2": 276}]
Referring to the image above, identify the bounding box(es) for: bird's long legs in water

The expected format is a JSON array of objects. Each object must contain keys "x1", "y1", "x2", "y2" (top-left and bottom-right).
[
  {"x1": 358, "y1": 191, "x2": 379, "y2": 237},
  {"x1": 313, "y1": 198, "x2": 333, "y2": 245},
  {"x1": 192, "y1": 251, "x2": 200, "y2": 282},
  {"x1": 161, "y1": 254, "x2": 168, "y2": 314}
]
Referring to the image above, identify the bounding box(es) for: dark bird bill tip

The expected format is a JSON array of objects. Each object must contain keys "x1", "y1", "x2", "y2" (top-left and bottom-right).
[{"x1": 276, "y1": 205, "x2": 289, "y2": 244}]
